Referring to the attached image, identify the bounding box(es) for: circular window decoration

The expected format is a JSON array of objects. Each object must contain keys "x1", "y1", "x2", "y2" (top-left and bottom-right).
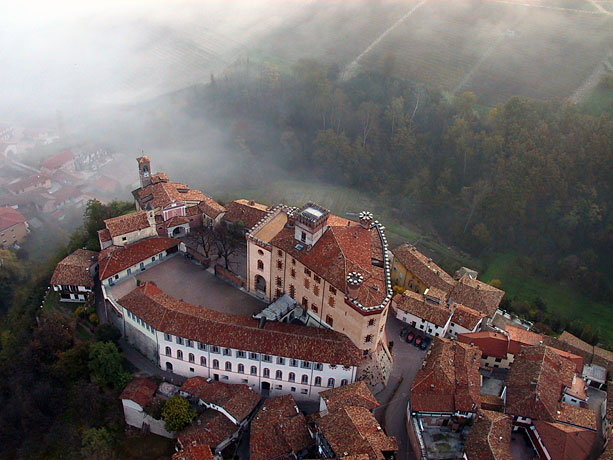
[{"x1": 258, "y1": 249, "x2": 264, "y2": 256}]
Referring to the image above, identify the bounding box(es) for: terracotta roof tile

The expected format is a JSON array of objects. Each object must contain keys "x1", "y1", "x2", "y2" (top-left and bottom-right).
[
  {"x1": 559, "y1": 331, "x2": 594, "y2": 355},
  {"x1": 504, "y1": 345, "x2": 576, "y2": 421},
  {"x1": 458, "y1": 332, "x2": 509, "y2": 359},
  {"x1": 119, "y1": 378, "x2": 157, "y2": 408},
  {"x1": 319, "y1": 381, "x2": 379, "y2": 412},
  {"x1": 179, "y1": 378, "x2": 260, "y2": 423},
  {"x1": 393, "y1": 291, "x2": 451, "y2": 327},
  {"x1": 222, "y1": 199, "x2": 269, "y2": 230},
  {"x1": 41, "y1": 150, "x2": 73, "y2": 170},
  {"x1": 449, "y1": 275, "x2": 504, "y2": 317},
  {"x1": 172, "y1": 444, "x2": 214, "y2": 460},
  {"x1": 250, "y1": 395, "x2": 312, "y2": 460},
  {"x1": 0, "y1": 206, "x2": 26, "y2": 231},
  {"x1": 166, "y1": 216, "x2": 190, "y2": 227},
  {"x1": 464, "y1": 410, "x2": 513, "y2": 460},
  {"x1": 6, "y1": 174, "x2": 50, "y2": 193},
  {"x1": 392, "y1": 244, "x2": 456, "y2": 291},
  {"x1": 555, "y1": 402, "x2": 597, "y2": 430},
  {"x1": 600, "y1": 439, "x2": 613, "y2": 460},
  {"x1": 104, "y1": 211, "x2": 151, "y2": 238},
  {"x1": 533, "y1": 421, "x2": 596, "y2": 460},
  {"x1": 451, "y1": 304, "x2": 486, "y2": 330},
  {"x1": 98, "y1": 228, "x2": 112, "y2": 243},
  {"x1": 314, "y1": 405, "x2": 398, "y2": 460},
  {"x1": 98, "y1": 237, "x2": 180, "y2": 280},
  {"x1": 178, "y1": 411, "x2": 236, "y2": 450},
  {"x1": 411, "y1": 338, "x2": 482, "y2": 413},
  {"x1": 50, "y1": 249, "x2": 98, "y2": 287},
  {"x1": 119, "y1": 283, "x2": 362, "y2": 366}
]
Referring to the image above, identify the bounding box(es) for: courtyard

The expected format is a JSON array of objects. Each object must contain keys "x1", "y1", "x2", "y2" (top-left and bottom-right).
[{"x1": 109, "y1": 253, "x2": 266, "y2": 317}]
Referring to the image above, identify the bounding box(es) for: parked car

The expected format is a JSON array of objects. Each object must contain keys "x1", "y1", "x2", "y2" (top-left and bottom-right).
[
  {"x1": 406, "y1": 332, "x2": 415, "y2": 343},
  {"x1": 400, "y1": 327, "x2": 408, "y2": 338},
  {"x1": 414, "y1": 335, "x2": 423, "y2": 347},
  {"x1": 420, "y1": 337, "x2": 432, "y2": 350}
]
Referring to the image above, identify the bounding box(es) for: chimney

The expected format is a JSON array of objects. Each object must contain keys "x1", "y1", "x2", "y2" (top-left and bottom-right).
[
  {"x1": 346, "y1": 272, "x2": 364, "y2": 299},
  {"x1": 249, "y1": 200, "x2": 255, "y2": 206},
  {"x1": 359, "y1": 211, "x2": 373, "y2": 229},
  {"x1": 286, "y1": 210, "x2": 296, "y2": 228}
]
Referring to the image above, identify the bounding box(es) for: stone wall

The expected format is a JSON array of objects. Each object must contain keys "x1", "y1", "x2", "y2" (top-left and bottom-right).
[{"x1": 124, "y1": 321, "x2": 158, "y2": 363}]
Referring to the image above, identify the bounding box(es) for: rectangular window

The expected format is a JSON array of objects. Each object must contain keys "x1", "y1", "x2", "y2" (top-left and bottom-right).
[
  {"x1": 176, "y1": 337, "x2": 184, "y2": 345},
  {"x1": 277, "y1": 357, "x2": 285, "y2": 365},
  {"x1": 186, "y1": 340, "x2": 193, "y2": 348},
  {"x1": 276, "y1": 260, "x2": 283, "y2": 270},
  {"x1": 301, "y1": 361, "x2": 311, "y2": 369},
  {"x1": 211, "y1": 346, "x2": 220, "y2": 354},
  {"x1": 241, "y1": 379, "x2": 249, "y2": 384},
  {"x1": 300, "y1": 389, "x2": 308, "y2": 394},
  {"x1": 290, "y1": 359, "x2": 298, "y2": 367},
  {"x1": 165, "y1": 333, "x2": 172, "y2": 342},
  {"x1": 291, "y1": 387, "x2": 296, "y2": 392},
  {"x1": 277, "y1": 249, "x2": 282, "y2": 257},
  {"x1": 326, "y1": 315, "x2": 333, "y2": 327},
  {"x1": 314, "y1": 275, "x2": 320, "y2": 284},
  {"x1": 237, "y1": 351, "x2": 246, "y2": 359},
  {"x1": 314, "y1": 363, "x2": 323, "y2": 371},
  {"x1": 223, "y1": 348, "x2": 232, "y2": 356},
  {"x1": 262, "y1": 355, "x2": 272, "y2": 363},
  {"x1": 249, "y1": 352, "x2": 259, "y2": 360},
  {"x1": 328, "y1": 296, "x2": 335, "y2": 307},
  {"x1": 304, "y1": 268, "x2": 311, "y2": 277},
  {"x1": 198, "y1": 343, "x2": 207, "y2": 351},
  {"x1": 329, "y1": 286, "x2": 336, "y2": 295}
]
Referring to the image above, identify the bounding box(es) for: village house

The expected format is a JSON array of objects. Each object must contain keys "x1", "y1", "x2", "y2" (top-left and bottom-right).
[
  {"x1": 390, "y1": 243, "x2": 504, "y2": 318},
  {"x1": 40, "y1": 150, "x2": 75, "y2": 173},
  {"x1": 458, "y1": 326, "x2": 584, "y2": 372},
  {"x1": 50, "y1": 248, "x2": 98, "y2": 302},
  {"x1": 250, "y1": 394, "x2": 313, "y2": 460},
  {"x1": 408, "y1": 338, "x2": 482, "y2": 460},
  {"x1": 246, "y1": 204, "x2": 393, "y2": 368},
  {"x1": 393, "y1": 287, "x2": 486, "y2": 339},
  {"x1": 6, "y1": 174, "x2": 51, "y2": 195},
  {"x1": 112, "y1": 282, "x2": 361, "y2": 401},
  {"x1": 312, "y1": 381, "x2": 398, "y2": 460},
  {"x1": 503, "y1": 345, "x2": 599, "y2": 460},
  {"x1": 99, "y1": 210, "x2": 157, "y2": 248},
  {"x1": 120, "y1": 378, "x2": 174, "y2": 439},
  {"x1": 221, "y1": 199, "x2": 269, "y2": 232},
  {"x1": 462, "y1": 409, "x2": 514, "y2": 460},
  {"x1": 132, "y1": 156, "x2": 226, "y2": 237},
  {"x1": 0, "y1": 206, "x2": 28, "y2": 248},
  {"x1": 543, "y1": 330, "x2": 613, "y2": 376}
]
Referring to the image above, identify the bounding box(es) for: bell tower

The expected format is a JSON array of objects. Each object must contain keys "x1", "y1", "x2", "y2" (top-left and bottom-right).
[{"x1": 137, "y1": 156, "x2": 151, "y2": 189}]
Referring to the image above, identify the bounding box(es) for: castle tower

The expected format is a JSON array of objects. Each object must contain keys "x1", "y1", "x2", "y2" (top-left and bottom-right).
[
  {"x1": 294, "y1": 203, "x2": 330, "y2": 247},
  {"x1": 137, "y1": 156, "x2": 151, "y2": 189}
]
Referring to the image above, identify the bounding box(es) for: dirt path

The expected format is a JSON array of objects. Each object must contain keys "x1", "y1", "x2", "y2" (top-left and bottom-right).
[
  {"x1": 340, "y1": 0, "x2": 430, "y2": 81},
  {"x1": 571, "y1": 50, "x2": 612, "y2": 103}
]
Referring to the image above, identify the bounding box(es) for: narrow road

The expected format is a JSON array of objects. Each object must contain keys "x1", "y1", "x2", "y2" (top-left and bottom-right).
[{"x1": 374, "y1": 315, "x2": 427, "y2": 460}]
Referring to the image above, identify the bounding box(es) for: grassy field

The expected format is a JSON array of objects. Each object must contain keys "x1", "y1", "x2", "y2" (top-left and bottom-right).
[{"x1": 481, "y1": 253, "x2": 613, "y2": 344}]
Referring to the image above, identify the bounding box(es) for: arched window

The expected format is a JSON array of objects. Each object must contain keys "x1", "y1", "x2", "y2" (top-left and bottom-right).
[
  {"x1": 257, "y1": 260, "x2": 264, "y2": 270},
  {"x1": 263, "y1": 368, "x2": 270, "y2": 378},
  {"x1": 251, "y1": 366, "x2": 257, "y2": 376},
  {"x1": 341, "y1": 379, "x2": 348, "y2": 386},
  {"x1": 314, "y1": 376, "x2": 322, "y2": 386},
  {"x1": 225, "y1": 362, "x2": 232, "y2": 371},
  {"x1": 189, "y1": 353, "x2": 195, "y2": 363},
  {"x1": 165, "y1": 346, "x2": 171, "y2": 356},
  {"x1": 238, "y1": 363, "x2": 245, "y2": 373},
  {"x1": 327, "y1": 378, "x2": 335, "y2": 388},
  {"x1": 177, "y1": 350, "x2": 183, "y2": 360},
  {"x1": 213, "y1": 359, "x2": 219, "y2": 369},
  {"x1": 200, "y1": 356, "x2": 206, "y2": 366},
  {"x1": 276, "y1": 370, "x2": 282, "y2": 380},
  {"x1": 301, "y1": 374, "x2": 308, "y2": 385},
  {"x1": 289, "y1": 372, "x2": 295, "y2": 382}
]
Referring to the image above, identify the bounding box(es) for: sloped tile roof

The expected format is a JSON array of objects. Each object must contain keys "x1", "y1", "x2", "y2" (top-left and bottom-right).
[
  {"x1": 393, "y1": 291, "x2": 451, "y2": 327},
  {"x1": 451, "y1": 304, "x2": 486, "y2": 330},
  {"x1": 533, "y1": 421, "x2": 596, "y2": 460},
  {"x1": 250, "y1": 395, "x2": 312, "y2": 460},
  {"x1": 104, "y1": 211, "x2": 151, "y2": 238},
  {"x1": 319, "y1": 381, "x2": 379, "y2": 412},
  {"x1": 464, "y1": 410, "x2": 513, "y2": 460},
  {"x1": 50, "y1": 248, "x2": 98, "y2": 287},
  {"x1": 98, "y1": 228, "x2": 112, "y2": 243},
  {"x1": 6, "y1": 174, "x2": 50, "y2": 193},
  {"x1": 392, "y1": 243, "x2": 456, "y2": 291},
  {"x1": 222, "y1": 199, "x2": 268, "y2": 230},
  {"x1": 98, "y1": 237, "x2": 180, "y2": 280},
  {"x1": 119, "y1": 283, "x2": 362, "y2": 366},
  {"x1": 172, "y1": 444, "x2": 214, "y2": 460},
  {"x1": 179, "y1": 378, "x2": 260, "y2": 423},
  {"x1": 41, "y1": 150, "x2": 73, "y2": 170},
  {"x1": 411, "y1": 337, "x2": 482, "y2": 413},
  {"x1": 269, "y1": 214, "x2": 388, "y2": 308},
  {"x1": 555, "y1": 402, "x2": 597, "y2": 430},
  {"x1": 449, "y1": 275, "x2": 504, "y2": 317},
  {"x1": 505, "y1": 325, "x2": 544, "y2": 354},
  {"x1": 178, "y1": 411, "x2": 236, "y2": 450},
  {"x1": 314, "y1": 405, "x2": 398, "y2": 460},
  {"x1": 119, "y1": 377, "x2": 157, "y2": 408},
  {"x1": 0, "y1": 206, "x2": 26, "y2": 231},
  {"x1": 504, "y1": 345, "x2": 576, "y2": 421},
  {"x1": 166, "y1": 215, "x2": 190, "y2": 227}
]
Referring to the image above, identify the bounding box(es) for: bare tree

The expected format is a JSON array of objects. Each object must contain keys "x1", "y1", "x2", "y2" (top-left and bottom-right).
[
  {"x1": 196, "y1": 225, "x2": 214, "y2": 259},
  {"x1": 358, "y1": 101, "x2": 380, "y2": 147},
  {"x1": 213, "y1": 222, "x2": 239, "y2": 271}
]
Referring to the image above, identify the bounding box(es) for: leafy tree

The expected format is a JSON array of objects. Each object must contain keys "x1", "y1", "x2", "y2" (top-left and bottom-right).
[
  {"x1": 81, "y1": 427, "x2": 115, "y2": 460},
  {"x1": 94, "y1": 323, "x2": 121, "y2": 345},
  {"x1": 161, "y1": 396, "x2": 196, "y2": 432},
  {"x1": 88, "y1": 341, "x2": 130, "y2": 390}
]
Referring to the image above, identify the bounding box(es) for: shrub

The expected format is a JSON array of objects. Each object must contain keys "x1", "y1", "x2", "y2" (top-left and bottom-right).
[
  {"x1": 89, "y1": 313, "x2": 99, "y2": 325},
  {"x1": 488, "y1": 279, "x2": 503, "y2": 289},
  {"x1": 162, "y1": 396, "x2": 197, "y2": 432}
]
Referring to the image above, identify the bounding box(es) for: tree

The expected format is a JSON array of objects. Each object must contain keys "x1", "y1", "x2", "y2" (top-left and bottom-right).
[
  {"x1": 357, "y1": 101, "x2": 380, "y2": 147},
  {"x1": 213, "y1": 222, "x2": 239, "y2": 271},
  {"x1": 81, "y1": 427, "x2": 115, "y2": 460},
  {"x1": 162, "y1": 396, "x2": 197, "y2": 432},
  {"x1": 94, "y1": 323, "x2": 121, "y2": 345},
  {"x1": 88, "y1": 341, "x2": 130, "y2": 390}
]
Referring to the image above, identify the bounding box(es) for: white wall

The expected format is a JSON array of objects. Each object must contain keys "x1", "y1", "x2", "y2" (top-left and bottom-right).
[
  {"x1": 396, "y1": 309, "x2": 450, "y2": 337},
  {"x1": 102, "y1": 250, "x2": 170, "y2": 286}
]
